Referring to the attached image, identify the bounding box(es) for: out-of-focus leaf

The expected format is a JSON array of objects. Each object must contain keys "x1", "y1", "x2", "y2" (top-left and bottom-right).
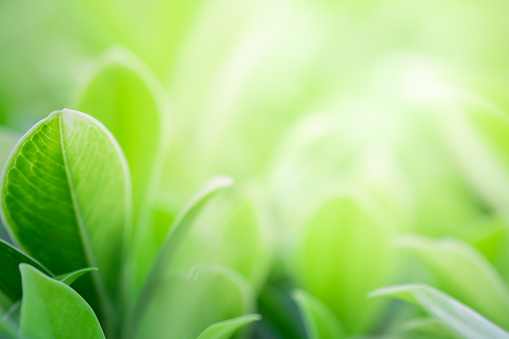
[
  {"x1": 402, "y1": 317, "x2": 458, "y2": 339},
  {"x1": 0, "y1": 239, "x2": 51, "y2": 304},
  {"x1": 292, "y1": 289, "x2": 346, "y2": 339},
  {"x1": 398, "y1": 235, "x2": 509, "y2": 328},
  {"x1": 0, "y1": 110, "x2": 131, "y2": 333},
  {"x1": 55, "y1": 267, "x2": 98, "y2": 286},
  {"x1": 19, "y1": 264, "x2": 105, "y2": 339},
  {"x1": 196, "y1": 314, "x2": 261, "y2": 339},
  {"x1": 73, "y1": 46, "x2": 167, "y2": 225},
  {"x1": 131, "y1": 177, "x2": 234, "y2": 332},
  {"x1": 134, "y1": 263, "x2": 255, "y2": 339},
  {"x1": 437, "y1": 95, "x2": 509, "y2": 223},
  {"x1": 370, "y1": 283, "x2": 509, "y2": 339},
  {"x1": 173, "y1": 185, "x2": 273, "y2": 290},
  {"x1": 0, "y1": 315, "x2": 18, "y2": 339},
  {"x1": 290, "y1": 189, "x2": 393, "y2": 334}
]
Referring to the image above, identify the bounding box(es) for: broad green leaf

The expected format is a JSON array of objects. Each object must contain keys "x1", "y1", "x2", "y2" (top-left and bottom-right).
[
  {"x1": 131, "y1": 176, "x2": 234, "y2": 332},
  {"x1": 398, "y1": 235, "x2": 509, "y2": 328},
  {"x1": 55, "y1": 267, "x2": 98, "y2": 286},
  {"x1": 196, "y1": 314, "x2": 261, "y2": 339},
  {"x1": 0, "y1": 109, "x2": 131, "y2": 332},
  {"x1": 19, "y1": 264, "x2": 105, "y2": 339},
  {"x1": 290, "y1": 190, "x2": 393, "y2": 334},
  {"x1": 134, "y1": 263, "x2": 254, "y2": 339},
  {"x1": 292, "y1": 289, "x2": 346, "y2": 339},
  {"x1": 370, "y1": 283, "x2": 509, "y2": 339},
  {"x1": 0, "y1": 239, "x2": 51, "y2": 304}
]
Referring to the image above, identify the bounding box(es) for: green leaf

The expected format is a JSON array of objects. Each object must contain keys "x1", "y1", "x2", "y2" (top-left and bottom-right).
[
  {"x1": 134, "y1": 263, "x2": 255, "y2": 339},
  {"x1": 172, "y1": 185, "x2": 273, "y2": 290},
  {"x1": 402, "y1": 317, "x2": 458, "y2": 339},
  {"x1": 437, "y1": 95, "x2": 509, "y2": 222},
  {"x1": 290, "y1": 189, "x2": 393, "y2": 333},
  {"x1": 72, "y1": 47, "x2": 167, "y2": 224},
  {"x1": 196, "y1": 314, "x2": 261, "y2": 339},
  {"x1": 0, "y1": 109, "x2": 131, "y2": 332},
  {"x1": 370, "y1": 283, "x2": 509, "y2": 339},
  {"x1": 19, "y1": 264, "x2": 105, "y2": 339},
  {"x1": 292, "y1": 289, "x2": 346, "y2": 339},
  {"x1": 0, "y1": 316, "x2": 18, "y2": 339},
  {"x1": 0, "y1": 128, "x2": 20, "y2": 243},
  {"x1": 0, "y1": 239, "x2": 51, "y2": 304},
  {"x1": 55, "y1": 267, "x2": 98, "y2": 286},
  {"x1": 398, "y1": 235, "x2": 509, "y2": 328},
  {"x1": 131, "y1": 176, "x2": 234, "y2": 333}
]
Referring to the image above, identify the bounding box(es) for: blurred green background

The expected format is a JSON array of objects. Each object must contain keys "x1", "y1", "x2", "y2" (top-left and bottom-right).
[{"x1": 3, "y1": 0, "x2": 509, "y2": 338}]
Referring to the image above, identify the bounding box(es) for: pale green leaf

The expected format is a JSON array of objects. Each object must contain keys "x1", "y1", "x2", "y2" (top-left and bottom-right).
[
  {"x1": 72, "y1": 46, "x2": 168, "y2": 224},
  {"x1": 370, "y1": 283, "x2": 509, "y2": 339},
  {"x1": 398, "y1": 235, "x2": 509, "y2": 328},
  {"x1": 134, "y1": 263, "x2": 255, "y2": 339},
  {"x1": 0, "y1": 109, "x2": 131, "y2": 332},
  {"x1": 196, "y1": 314, "x2": 261, "y2": 339},
  {"x1": 19, "y1": 264, "x2": 105, "y2": 339},
  {"x1": 292, "y1": 289, "x2": 346, "y2": 339},
  {"x1": 131, "y1": 177, "x2": 234, "y2": 333},
  {"x1": 291, "y1": 189, "x2": 393, "y2": 333}
]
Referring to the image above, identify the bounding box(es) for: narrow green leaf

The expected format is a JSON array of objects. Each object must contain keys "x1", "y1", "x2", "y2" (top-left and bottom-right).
[
  {"x1": 290, "y1": 190, "x2": 393, "y2": 333},
  {"x1": 0, "y1": 109, "x2": 131, "y2": 332},
  {"x1": 131, "y1": 176, "x2": 234, "y2": 333},
  {"x1": 19, "y1": 264, "x2": 105, "y2": 339},
  {"x1": 292, "y1": 289, "x2": 346, "y2": 339},
  {"x1": 370, "y1": 283, "x2": 509, "y2": 339},
  {"x1": 0, "y1": 239, "x2": 51, "y2": 303},
  {"x1": 135, "y1": 263, "x2": 254, "y2": 339},
  {"x1": 196, "y1": 314, "x2": 261, "y2": 339},
  {"x1": 55, "y1": 267, "x2": 98, "y2": 286},
  {"x1": 398, "y1": 235, "x2": 509, "y2": 328}
]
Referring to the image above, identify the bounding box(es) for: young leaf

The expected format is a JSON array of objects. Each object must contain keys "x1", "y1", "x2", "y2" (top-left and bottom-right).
[
  {"x1": 56, "y1": 267, "x2": 98, "y2": 286},
  {"x1": 131, "y1": 176, "x2": 234, "y2": 332},
  {"x1": 19, "y1": 264, "x2": 105, "y2": 339},
  {"x1": 0, "y1": 239, "x2": 51, "y2": 303},
  {"x1": 370, "y1": 283, "x2": 509, "y2": 339},
  {"x1": 292, "y1": 289, "x2": 346, "y2": 339},
  {"x1": 0, "y1": 109, "x2": 131, "y2": 331},
  {"x1": 196, "y1": 314, "x2": 261, "y2": 339},
  {"x1": 290, "y1": 190, "x2": 393, "y2": 334},
  {"x1": 134, "y1": 263, "x2": 255, "y2": 339},
  {"x1": 398, "y1": 235, "x2": 509, "y2": 328}
]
